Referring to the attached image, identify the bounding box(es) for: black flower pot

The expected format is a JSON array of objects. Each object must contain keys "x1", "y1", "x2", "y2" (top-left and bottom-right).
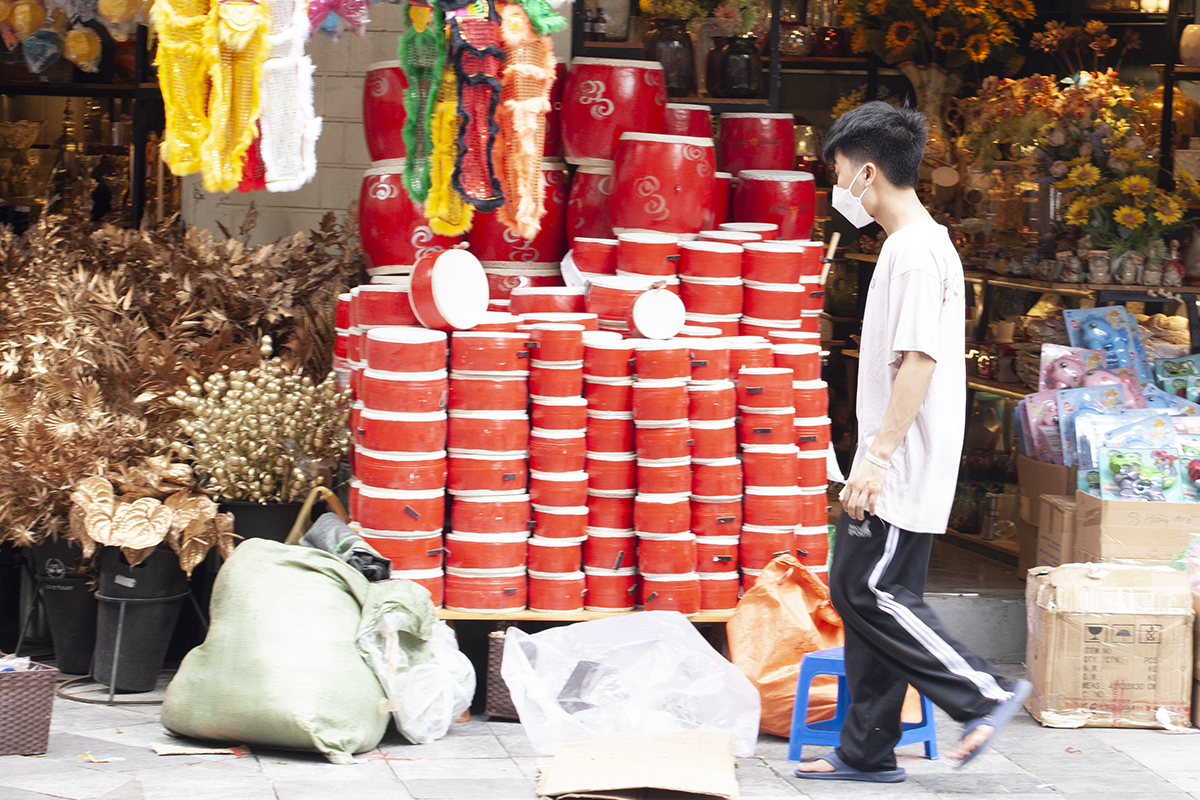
[
  {"x1": 218, "y1": 500, "x2": 307, "y2": 545},
  {"x1": 39, "y1": 576, "x2": 98, "y2": 675}
]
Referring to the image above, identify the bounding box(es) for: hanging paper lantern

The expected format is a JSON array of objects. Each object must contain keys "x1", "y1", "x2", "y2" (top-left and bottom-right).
[
  {"x1": 23, "y1": 29, "x2": 62, "y2": 73},
  {"x1": 63, "y1": 27, "x2": 102, "y2": 72},
  {"x1": 10, "y1": 0, "x2": 47, "y2": 41}
]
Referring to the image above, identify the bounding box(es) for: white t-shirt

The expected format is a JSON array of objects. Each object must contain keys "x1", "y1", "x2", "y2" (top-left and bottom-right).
[{"x1": 846, "y1": 219, "x2": 965, "y2": 534}]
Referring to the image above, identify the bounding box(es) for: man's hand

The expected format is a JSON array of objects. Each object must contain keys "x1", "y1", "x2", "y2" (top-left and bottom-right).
[{"x1": 842, "y1": 457, "x2": 887, "y2": 520}]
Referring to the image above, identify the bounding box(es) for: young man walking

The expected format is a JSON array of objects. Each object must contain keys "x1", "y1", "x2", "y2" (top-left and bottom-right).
[{"x1": 795, "y1": 102, "x2": 1031, "y2": 783}]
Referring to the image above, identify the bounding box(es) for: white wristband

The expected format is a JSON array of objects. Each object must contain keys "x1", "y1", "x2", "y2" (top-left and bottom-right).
[{"x1": 865, "y1": 452, "x2": 890, "y2": 470}]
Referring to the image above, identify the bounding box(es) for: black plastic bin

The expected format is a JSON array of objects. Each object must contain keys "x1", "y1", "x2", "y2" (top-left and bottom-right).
[{"x1": 39, "y1": 576, "x2": 97, "y2": 675}]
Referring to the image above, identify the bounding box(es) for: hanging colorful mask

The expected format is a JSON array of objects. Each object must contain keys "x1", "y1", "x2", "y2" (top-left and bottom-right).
[
  {"x1": 256, "y1": 0, "x2": 321, "y2": 191},
  {"x1": 425, "y1": 67, "x2": 473, "y2": 236},
  {"x1": 150, "y1": 0, "x2": 213, "y2": 177},
  {"x1": 398, "y1": 0, "x2": 444, "y2": 204}
]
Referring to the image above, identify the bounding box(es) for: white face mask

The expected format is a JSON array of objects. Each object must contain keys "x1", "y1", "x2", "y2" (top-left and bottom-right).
[{"x1": 832, "y1": 163, "x2": 876, "y2": 228}]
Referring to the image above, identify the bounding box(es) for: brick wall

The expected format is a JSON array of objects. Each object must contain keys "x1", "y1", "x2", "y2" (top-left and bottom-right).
[{"x1": 182, "y1": 6, "x2": 571, "y2": 247}]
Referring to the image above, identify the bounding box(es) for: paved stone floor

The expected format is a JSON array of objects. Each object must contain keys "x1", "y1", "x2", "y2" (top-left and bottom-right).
[{"x1": 2, "y1": 664, "x2": 1198, "y2": 800}]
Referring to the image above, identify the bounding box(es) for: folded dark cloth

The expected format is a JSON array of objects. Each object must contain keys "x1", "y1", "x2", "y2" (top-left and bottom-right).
[{"x1": 301, "y1": 513, "x2": 392, "y2": 582}]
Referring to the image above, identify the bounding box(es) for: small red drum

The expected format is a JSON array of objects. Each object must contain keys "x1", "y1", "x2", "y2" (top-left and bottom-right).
[
  {"x1": 584, "y1": 566, "x2": 637, "y2": 610},
  {"x1": 530, "y1": 470, "x2": 589, "y2": 507},
  {"x1": 444, "y1": 531, "x2": 528, "y2": 571},
  {"x1": 480, "y1": 261, "x2": 563, "y2": 302},
  {"x1": 354, "y1": 448, "x2": 446, "y2": 491},
  {"x1": 532, "y1": 504, "x2": 589, "y2": 539},
  {"x1": 616, "y1": 232, "x2": 680, "y2": 278},
  {"x1": 743, "y1": 486, "x2": 802, "y2": 528},
  {"x1": 445, "y1": 449, "x2": 528, "y2": 493},
  {"x1": 585, "y1": 530, "x2": 638, "y2": 570},
  {"x1": 742, "y1": 241, "x2": 805, "y2": 283},
  {"x1": 531, "y1": 395, "x2": 588, "y2": 430},
  {"x1": 356, "y1": 485, "x2": 445, "y2": 533},
  {"x1": 664, "y1": 103, "x2": 712, "y2": 137},
  {"x1": 737, "y1": 367, "x2": 796, "y2": 409},
  {"x1": 641, "y1": 572, "x2": 700, "y2": 615},
  {"x1": 684, "y1": 312, "x2": 741, "y2": 336},
  {"x1": 472, "y1": 312, "x2": 524, "y2": 332},
  {"x1": 360, "y1": 369, "x2": 448, "y2": 413},
  {"x1": 687, "y1": 379, "x2": 736, "y2": 420},
  {"x1": 358, "y1": 408, "x2": 447, "y2": 452},
  {"x1": 691, "y1": 457, "x2": 742, "y2": 497},
  {"x1": 566, "y1": 161, "x2": 615, "y2": 241},
  {"x1": 584, "y1": 338, "x2": 635, "y2": 378},
  {"x1": 587, "y1": 489, "x2": 635, "y2": 529},
  {"x1": 573, "y1": 237, "x2": 619, "y2": 275},
  {"x1": 740, "y1": 524, "x2": 797, "y2": 569},
  {"x1": 695, "y1": 535, "x2": 739, "y2": 573},
  {"x1": 544, "y1": 62, "x2": 567, "y2": 158},
  {"x1": 636, "y1": 457, "x2": 692, "y2": 495},
  {"x1": 687, "y1": 418, "x2": 736, "y2": 459},
  {"x1": 794, "y1": 415, "x2": 832, "y2": 451},
  {"x1": 793, "y1": 379, "x2": 829, "y2": 416},
  {"x1": 363, "y1": 61, "x2": 407, "y2": 162},
  {"x1": 448, "y1": 371, "x2": 529, "y2": 411},
  {"x1": 717, "y1": 112, "x2": 794, "y2": 175},
  {"x1": 768, "y1": 330, "x2": 821, "y2": 346},
  {"x1": 358, "y1": 529, "x2": 444, "y2": 571},
  {"x1": 690, "y1": 495, "x2": 742, "y2": 537},
  {"x1": 678, "y1": 240, "x2": 742, "y2": 279},
  {"x1": 738, "y1": 407, "x2": 796, "y2": 446},
  {"x1": 585, "y1": 451, "x2": 637, "y2": 491},
  {"x1": 798, "y1": 486, "x2": 829, "y2": 527},
  {"x1": 365, "y1": 327, "x2": 447, "y2": 373},
  {"x1": 584, "y1": 275, "x2": 657, "y2": 321},
  {"x1": 451, "y1": 492, "x2": 531, "y2": 533},
  {"x1": 727, "y1": 338, "x2": 775, "y2": 374},
  {"x1": 633, "y1": 341, "x2": 691, "y2": 380},
  {"x1": 354, "y1": 283, "x2": 419, "y2": 327},
  {"x1": 585, "y1": 412, "x2": 635, "y2": 451},
  {"x1": 720, "y1": 222, "x2": 779, "y2": 240},
  {"x1": 409, "y1": 247, "x2": 491, "y2": 331},
  {"x1": 633, "y1": 492, "x2": 691, "y2": 534},
  {"x1": 392, "y1": 567, "x2": 445, "y2": 606},
  {"x1": 561, "y1": 57, "x2": 667, "y2": 164},
  {"x1": 451, "y1": 331, "x2": 530, "y2": 372},
  {"x1": 699, "y1": 571, "x2": 740, "y2": 611},
  {"x1": 528, "y1": 570, "x2": 586, "y2": 612},
  {"x1": 634, "y1": 424, "x2": 691, "y2": 460},
  {"x1": 510, "y1": 287, "x2": 587, "y2": 316},
  {"x1": 703, "y1": 171, "x2": 733, "y2": 230},
  {"x1": 686, "y1": 340, "x2": 730, "y2": 381},
  {"x1": 447, "y1": 410, "x2": 530, "y2": 451},
  {"x1": 772, "y1": 343, "x2": 822, "y2": 381},
  {"x1": 527, "y1": 536, "x2": 585, "y2": 574},
  {"x1": 679, "y1": 275, "x2": 743, "y2": 316},
  {"x1": 699, "y1": 229, "x2": 761, "y2": 244},
  {"x1": 795, "y1": 525, "x2": 830, "y2": 567},
  {"x1": 732, "y1": 170, "x2": 817, "y2": 241},
  {"x1": 468, "y1": 161, "x2": 569, "y2": 262},
  {"x1": 631, "y1": 379, "x2": 689, "y2": 420},
  {"x1": 741, "y1": 443, "x2": 800, "y2": 487},
  {"x1": 529, "y1": 427, "x2": 587, "y2": 473},
  {"x1": 637, "y1": 532, "x2": 697, "y2": 574},
  {"x1": 444, "y1": 566, "x2": 527, "y2": 612},
  {"x1": 611, "y1": 133, "x2": 716, "y2": 236},
  {"x1": 796, "y1": 449, "x2": 826, "y2": 488},
  {"x1": 359, "y1": 160, "x2": 459, "y2": 275}
]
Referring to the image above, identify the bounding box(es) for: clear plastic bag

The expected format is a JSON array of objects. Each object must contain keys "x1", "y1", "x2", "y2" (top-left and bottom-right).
[{"x1": 500, "y1": 611, "x2": 761, "y2": 756}]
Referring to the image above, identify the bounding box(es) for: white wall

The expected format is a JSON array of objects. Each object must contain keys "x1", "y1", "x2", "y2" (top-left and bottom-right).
[{"x1": 183, "y1": 3, "x2": 572, "y2": 246}]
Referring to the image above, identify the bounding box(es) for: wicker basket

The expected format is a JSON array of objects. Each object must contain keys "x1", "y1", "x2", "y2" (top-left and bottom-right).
[
  {"x1": 0, "y1": 658, "x2": 57, "y2": 756},
  {"x1": 485, "y1": 630, "x2": 519, "y2": 720}
]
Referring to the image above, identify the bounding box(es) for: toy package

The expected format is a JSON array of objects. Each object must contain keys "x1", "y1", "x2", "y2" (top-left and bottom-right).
[
  {"x1": 1062, "y1": 307, "x2": 1154, "y2": 385},
  {"x1": 1142, "y1": 385, "x2": 1200, "y2": 416},
  {"x1": 1177, "y1": 434, "x2": 1200, "y2": 502},
  {"x1": 1074, "y1": 409, "x2": 1169, "y2": 494},
  {"x1": 1038, "y1": 344, "x2": 1106, "y2": 391},
  {"x1": 1055, "y1": 385, "x2": 1124, "y2": 467},
  {"x1": 1023, "y1": 391, "x2": 1062, "y2": 465},
  {"x1": 1014, "y1": 399, "x2": 1032, "y2": 459},
  {"x1": 1098, "y1": 447, "x2": 1183, "y2": 502}
]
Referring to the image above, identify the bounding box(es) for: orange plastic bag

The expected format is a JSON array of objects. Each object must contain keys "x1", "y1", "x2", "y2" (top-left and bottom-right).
[{"x1": 727, "y1": 555, "x2": 921, "y2": 736}]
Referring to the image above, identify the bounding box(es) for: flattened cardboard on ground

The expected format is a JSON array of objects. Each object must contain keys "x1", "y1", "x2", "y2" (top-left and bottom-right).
[
  {"x1": 536, "y1": 732, "x2": 739, "y2": 800},
  {"x1": 1037, "y1": 494, "x2": 1076, "y2": 569},
  {"x1": 1073, "y1": 490, "x2": 1200, "y2": 565},
  {"x1": 1025, "y1": 563, "x2": 1194, "y2": 729},
  {"x1": 1017, "y1": 455, "x2": 1076, "y2": 526}
]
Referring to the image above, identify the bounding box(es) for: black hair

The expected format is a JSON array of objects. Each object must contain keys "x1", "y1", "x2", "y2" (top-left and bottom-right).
[{"x1": 821, "y1": 102, "x2": 926, "y2": 189}]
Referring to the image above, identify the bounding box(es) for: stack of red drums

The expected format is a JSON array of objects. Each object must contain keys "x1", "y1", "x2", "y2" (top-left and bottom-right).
[
  {"x1": 351, "y1": 326, "x2": 450, "y2": 606},
  {"x1": 739, "y1": 241, "x2": 826, "y2": 338}
]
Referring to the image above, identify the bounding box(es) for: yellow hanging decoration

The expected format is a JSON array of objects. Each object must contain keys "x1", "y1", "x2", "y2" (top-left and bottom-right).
[
  {"x1": 425, "y1": 68, "x2": 474, "y2": 237},
  {"x1": 98, "y1": 0, "x2": 139, "y2": 23},
  {"x1": 150, "y1": 0, "x2": 214, "y2": 176},
  {"x1": 10, "y1": 0, "x2": 47, "y2": 41},
  {"x1": 63, "y1": 28, "x2": 103, "y2": 71},
  {"x1": 0, "y1": 0, "x2": 12, "y2": 24}
]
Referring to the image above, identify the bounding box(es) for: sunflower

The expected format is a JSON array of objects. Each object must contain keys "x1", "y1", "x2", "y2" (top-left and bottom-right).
[
  {"x1": 934, "y1": 26, "x2": 959, "y2": 49},
  {"x1": 1154, "y1": 193, "x2": 1185, "y2": 226},
  {"x1": 1065, "y1": 199, "x2": 1089, "y2": 226},
  {"x1": 1114, "y1": 205, "x2": 1146, "y2": 228},
  {"x1": 1068, "y1": 163, "x2": 1101, "y2": 186},
  {"x1": 885, "y1": 20, "x2": 916, "y2": 52},
  {"x1": 921, "y1": 0, "x2": 949, "y2": 14},
  {"x1": 965, "y1": 32, "x2": 990, "y2": 62},
  {"x1": 866, "y1": 0, "x2": 888, "y2": 14},
  {"x1": 956, "y1": 0, "x2": 987, "y2": 14},
  {"x1": 1007, "y1": 0, "x2": 1036, "y2": 19},
  {"x1": 1118, "y1": 174, "x2": 1152, "y2": 197},
  {"x1": 851, "y1": 26, "x2": 869, "y2": 53},
  {"x1": 989, "y1": 21, "x2": 1014, "y2": 45}
]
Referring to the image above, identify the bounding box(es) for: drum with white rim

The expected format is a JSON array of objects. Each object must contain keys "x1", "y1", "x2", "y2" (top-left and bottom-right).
[
  {"x1": 408, "y1": 247, "x2": 491, "y2": 331},
  {"x1": 362, "y1": 61, "x2": 407, "y2": 162},
  {"x1": 561, "y1": 57, "x2": 668, "y2": 164},
  {"x1": 717, "y1": 112, "x2": 795, "y2": 175},
  {"x1": 663, "y1": 103, "x2": 712, "y2": 137},
  {"x1": 732, "y1": 169, "x2": 817, "y2": 241},
  {"x1": 611, "y1": 132, "x2": 716, "y2": 236},
  {"x1": 566, "y1": 160, "x2": 615, "y2": 241},
  {"x1": 358, "y1": 159, "x2": 460, "y2": 276},
  {"x1": 469, "y1": 160, "x2": 569, "y2": 262}
]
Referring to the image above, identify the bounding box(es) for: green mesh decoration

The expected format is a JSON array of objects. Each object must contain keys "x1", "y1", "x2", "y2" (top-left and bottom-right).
[
  {"x1": 398, "y1": 0, "x2": 446, "y2": 204},
  {"x1": 514, "y1": 0, "x2": 565, "y2": 36}
]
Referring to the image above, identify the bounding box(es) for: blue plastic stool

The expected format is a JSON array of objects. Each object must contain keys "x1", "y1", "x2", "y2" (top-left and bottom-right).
[{"x1": 786, "y1": 646, "x2": 939, "y2": 762}]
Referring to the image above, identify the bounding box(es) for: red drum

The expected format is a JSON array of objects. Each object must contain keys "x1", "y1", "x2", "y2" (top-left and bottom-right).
[
  {"x1": 585, "y1": 451, "x2": 637, "y2": 491},
  {"x1": 687, "y1": 379, "x2": 736, "y2": 420},
  {"x1": 451, "y1": 492, "x2": 531, "y2": 533},
  {"x1": 732, "y1": 170, "x2": 817, "y2": 241},
  {"x1": 641, "y1": 572, "x2": 700, "y2": 615},
  {"x1": 690, "y1": 495, "x2": 742, "y2": 536},
  {"x1": 529, "y1": 470, "x2": 589, "y2": 507},
  {"x1": 680, "y1": 275, "x2": 743, "y2": 316},
  {"x1": 799, "y1": 283, "x2": 825, "y2": 314},
  {"x1": 739, "y1": 407, "x2": 796, "y2": 446},
  {"x1": 529, "y1": 427, "x2": 587, "y2": 472},
  {"x1": 678, "y1": 241, "x2": 742, "y2": 279},
  {"x1": 798, "y1": 486, "x2": 828, "y2": 527},
  {"x1": 446, "y1": 449, "x2": 528, "y2": 493},
  {"x1": 796, "y1": 450, "x2": 826, "y2": 488},
  {"x1": 743, "y1": 280, "x2": 805, "y2": 321},
  {"x1": 695, "y1": 535, "x2": 739, "y2": 573},
  {"x1": 363, "y1": 61, "x2": 407, "y2": 162},
  {"x1": 635, "y1": 424, "x2": 691, "y2": 460},
  {"x1": 354, "y1": 448, "x2": 446, "y2": 491},
  {"x1": 691, "y1": 457, "x2": 742, "y2": 497},
  {"x1": 611, "y1": 133, "x2": 716, "y2": 236},
  {"x1": 800, "y1": 310, "x2": 821, "y2": 333},
  {"x1": 740, "y1": 525, "x2": 797, "y2": 569},
  {"x1": 686, "y1": 341, "x2": 730, "y2": 382},
  {"x1": 720, "y1": 222, "x2": 779, "y2": 240},
  {"x1": 335, "y1": 330, "x2": 349, "y2": 361},
  {"x1": 633, "y1": 492, "x2": 690, "y2": 534},
  {"x1": 360, "y1": 369, "x2": 448, "y2": 414},
  {"x1": 637, "y1": 532, "x2": 697, "y2": 574},
  {"x1": 360, "y1": 529, "x2": 444, "y2": 571},
  {"x1": 365, "y1": 327, "x2": 447, "y2": 373},
  {"x1": 528, "y1": 570, "x2": 586, "y2": 612},
  {"x1": 561, "y1": 58, "x2": 667, "y2": 164},
  {"x1": 447, "y1": 411, "x2": 530, "y2": 451},
  {"x1": 727, "y1": 338, "x2": 774, "y2": 375},
  {"x1": 510, "y1": 287, "x2": 586, "y2": 316},
  {"x1": 566, "y1": 161, "x2": 615, "y2": 241},
  {"x1": 527, "y1": 537, "x2": 585, "y2": 573},
  {"x1": 636, "y1": 457, "x2": 692, "y2": 494},
  {"x1": 742, "y1": 241, "x2": 805, "y2": 283},
  {"x1": 742, "y1": 318, "x2": 800, "y2": 339},
  {"x1": 684, "y1": 312, "x2": 741, "y2": 336},
  {"x1": 631, "y1": 379, "x2": 689, "y2": 420},
  {"x1": 703, "y1": 172, "x2": 733, "y2": 230},
  {"x1": 772, "y1": 343, "x2": 822, "y2": 381},
  {"x1": 584, "y1": 566, "x2": 637, "y2": 610},
  {"x1": 356, "y1": 485, "x2": 444, "y2": 532},
  {"x1": 664, "y1": 103, "x2": 712, "y2": 137},
  {"x1": 444, "y1": 566, "x2": 527, "y2": 612},
  {"x1": 584, "y1": 377, "x2": 635, "y2": 412},
  {"x1": 633, "y1": 341, "x2": 691, "y2": 380},
  {"x1": 359, "y1": 408, "x2": 446, "y2": 452},
  {"x1": 337, "y1": 292, "x2": 352, "y2": 328},
  {"x1": 531, "y1": 395, "x2": 588, "y2": 430},
  {"x1": 699, "y1": 229, "x2": 762, "y2": 244},
  {"x1": 348, "y1": 327, "x2": 365, "y2": 362},
  {"x1": 588, "y1": 489, "x2": 635, "y2": 529},
  {"x1": 585, "y1": 530, "x2": 637, "y2": 570},
  {"x1": 717, "y1": 112, "x2": 794, "y2": 175},
  {"x1": 481, "y1": 262, "x2": 564, "y2": 301},
  {"x1": 699, "y1": 571, "x2": 740, "y2": 610},
  {"x1": 585, "y1": 275, "x2": 657, "y2": 321},
  {"x1": 741, "y1": 567, "x2": 761, "y2": 592},
  {"x1": 410, "y1": 247, "x2": 491, "y2": 331},
  {"x1": 544, "y1": 61, "x2": 567, "y2": 158},
  {"x1": 573, "y1": 237, "x2": 619, "y2": 275},
  {"x1": 451, "y1": 332, "x2": 530, "y2": 372},
  {"x1": 689, "y1": 418, "x2": 737, "y2": 460},
  {"x1": 585, "y1": 411, "x2": 635, "y2": 451},
  {"x1": 530, "y1": 360, "x2": 584, "y2": 397},
  {"x1": 627, "y1": 286, "x2": 686, "y2": 340},
  {"x1": 794, "y1": 415, "x2": 832, "y2": 451},
  {"x1": 793, "y1": 380, "x2": 829, "y2": 416},
  {"x1": 469, "y1": 161, "x2": 569, "y2": 262},
  {"x1": 532, "y1": 504, "x2": 589, "y2": 539},
  {"x1": 393, "y1": 568, "x2": 445, "y2": 606},
  {"x1": 616, "y1": 232, "x2": 680, "y2": 278},
  {"x1": 444, "y1": 531, "x2": 528, "y2": 570},
  {"x1": 743, "y1": 486, "x2": 802, "y2": 528},
  {"x1": 359, "y1": 160, "x2": 459, "y2": 275},
  {"x1": 529, "y1": 323, "x2": 586, "y2": 361},
  {"x1": 354, "y1": 284, "x2": 419, "y2": 327},
  {"x1": 584, "y1": 339, "x2": 635, "y2": 378},
  {"x1": 768, "y1": 330, "x2": 821, "y2": 346},
  {"x1": 795, "y1": 525, "x2": 830, "y2": 567},
  {"x1": 737, "y1": 367, "x2": 795, "y2": 408},
  {"x1": 521, "y1": 313, "x2": 599, "y2": 331},
  {"x1": 448, "y1": 371, "x2": 528, "y2": 411},
  {"x1": 742, "y1": 444, "x2": 800, "y2": 487}
]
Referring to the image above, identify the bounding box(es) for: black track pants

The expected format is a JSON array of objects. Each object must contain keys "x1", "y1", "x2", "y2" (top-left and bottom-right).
[{"x1": 827, "y1": 511, "x2": 1013, "y2": 772}]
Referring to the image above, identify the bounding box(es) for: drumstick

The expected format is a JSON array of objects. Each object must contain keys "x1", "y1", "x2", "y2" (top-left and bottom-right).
[{"x1": 819, "y1": 232, "x2": 840, "y2": 287}]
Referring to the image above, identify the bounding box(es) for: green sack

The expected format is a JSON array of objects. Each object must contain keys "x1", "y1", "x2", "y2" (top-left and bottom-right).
[{"x1": 162, "y1": 539, "x2": 434, "y2": 764}]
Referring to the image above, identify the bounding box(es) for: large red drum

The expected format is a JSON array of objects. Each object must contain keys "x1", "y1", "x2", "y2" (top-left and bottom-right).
[
  {"x1": 566, "y1": 161, "x2": 615, "y2": 241},
  {"x1": 481, "y1": 262, "x2": 564, "y2": 301},
  {"x1": 561, "y1": 57, "x2": 667, "y2": 164},
  {"x1": 732, "y1": 170, "x2": 817, "y2": 241},
  {"x1": 359, "y1": 160, "x2": 459, "y2": 275},
  {"x1": 611, "y1": 133, "x2": 716, "y2": 236},
  {"x1": 469, "y1": 161, "x2": 569, "y2": 262},
  {"x1": 702, "y1": 171, "x2": 732, "y2": 230},
  {"x1": 362, "y1": 61, "x2": 407, "y2": 162},
  {"x1": 663, "y1": 103, "x2": 712, "y2": 137},
  {"x1": 717, "y1": 112, "x2": 794, "y2": 175}
]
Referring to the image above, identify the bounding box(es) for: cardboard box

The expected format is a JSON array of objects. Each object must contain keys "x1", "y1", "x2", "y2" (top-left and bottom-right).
[
  {"x1": 1025, "y1": 563, "x2": 1194, "y2": 728},
  {"x1": 1017, "y1": 455, "x2": 1077, "y2": 526},
  {"x1": 1073, "y1": 490, "x2": 1200, "y2": 566},
  {"x1": 1037, "y1": 495, "x2": 1077, "y2": 569}
]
